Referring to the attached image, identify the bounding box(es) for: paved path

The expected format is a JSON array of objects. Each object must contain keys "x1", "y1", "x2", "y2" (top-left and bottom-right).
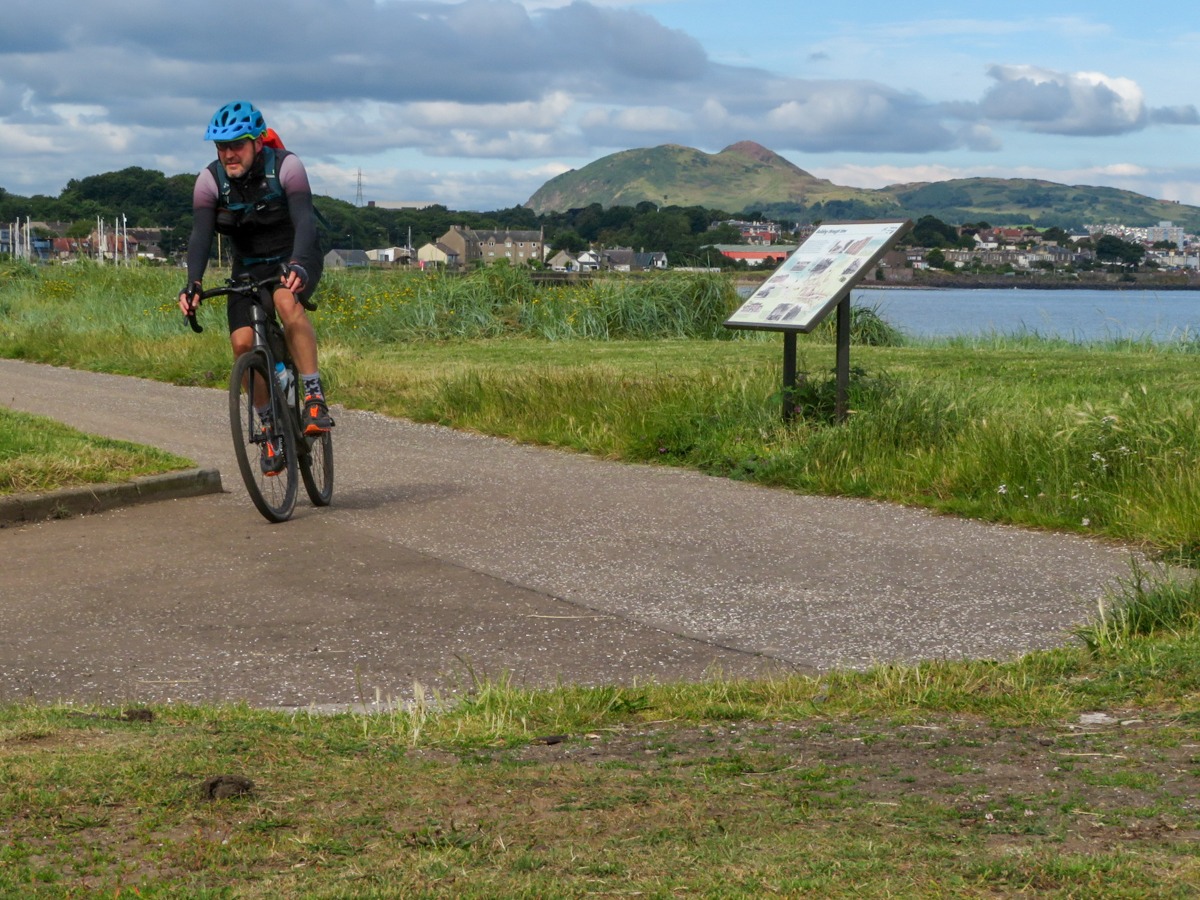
[{"x1": 0, "y1": 359, "x2": 1138, "y2": 709}]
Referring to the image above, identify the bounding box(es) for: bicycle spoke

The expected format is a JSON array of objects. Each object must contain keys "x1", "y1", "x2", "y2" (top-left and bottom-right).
[{"x1": 229, "y1": 351, "x2": 297, "y2": 522}]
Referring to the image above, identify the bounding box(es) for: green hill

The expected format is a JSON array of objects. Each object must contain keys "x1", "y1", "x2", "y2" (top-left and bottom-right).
[
  {"x1": 526, "y1": 142, "x2": 891, "y2": 216},
  {"x1": 526, "y1": 142, "x2": 1200, "y2": 232},
  {"x1": 878, "y1": 177, "x2": 1200, "y2": 231}
]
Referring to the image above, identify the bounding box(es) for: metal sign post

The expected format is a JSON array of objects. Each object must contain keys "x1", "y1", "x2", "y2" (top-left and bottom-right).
[
  {"x1": 782, "y1": 330, "x2": 798, "y2": 422},
  {"x1": 836, "y1": 293, "x2": 851, "y2": 421},
  {"x1": 724, "y1": 219, "x2": 911, "y2": 423}
]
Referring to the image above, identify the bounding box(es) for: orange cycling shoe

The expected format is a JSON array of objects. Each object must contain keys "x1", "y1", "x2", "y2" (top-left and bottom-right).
[
  {"x1": 259, "y1": 427, "x2": 286, "y2": 475},
  {"x1": 302, "y1": 394, "x2": 334, "y2": 435}
]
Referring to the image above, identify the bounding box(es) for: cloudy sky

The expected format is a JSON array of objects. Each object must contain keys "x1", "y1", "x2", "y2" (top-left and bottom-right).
[{"x1": 3, "y1": 0, "x2": 1198, "y2": 211}]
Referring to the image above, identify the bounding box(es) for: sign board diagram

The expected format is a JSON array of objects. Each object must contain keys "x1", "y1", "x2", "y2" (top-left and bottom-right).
[{"x1": 725, "y1": 220, "x2": 910, "y2": 333}]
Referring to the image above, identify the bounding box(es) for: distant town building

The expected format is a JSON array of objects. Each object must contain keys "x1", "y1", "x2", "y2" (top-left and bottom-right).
[
  {"x1": 601, "y1": 248, "x2": 668, "y2": 272},
  {"x1": 438, "y1": 225, "x2": 544, "y2": 267},
  {"x1": 366, "y1": 246, "x2": 413, "y2": 265},
  {"x1": 550, "y1": 248, "x2": 668, "y2": 272},
  {"x1": 416, "y1": 241, "x2": 459, "y2": 269},
  {"x1": 707, "y1": 244, "x2": 797, "y2": 266},
  {"x1": 547, "y1": 249, "x2": 579, "y2": 271},
  {"x1": 1086, "y1": 220, "x2": 1185, "y2": 248},
  {"x1": 1148, "y1": 221, "x2": 1186, "y2": 248},
  {"x1": 324, "y1": 248, "x2": 370, "y2": 268},
  {"x1": 721, "y1": 219, "x2": 782, "y2": 245}
]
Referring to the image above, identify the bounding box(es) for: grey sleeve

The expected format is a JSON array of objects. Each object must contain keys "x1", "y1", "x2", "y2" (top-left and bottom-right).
[
  {"x1": 280, "y1": 155, "x2": 319, "y2": 267},
  {"x1": 185, "y1": 169, "x2": 219, "y2": 285}
]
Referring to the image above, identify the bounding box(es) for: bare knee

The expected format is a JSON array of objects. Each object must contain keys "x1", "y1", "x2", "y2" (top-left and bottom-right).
[{"x1": 230, "y1": 327, "x2": 254, "y2": 358}]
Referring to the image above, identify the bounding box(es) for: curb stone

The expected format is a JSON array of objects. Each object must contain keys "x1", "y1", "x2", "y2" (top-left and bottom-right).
[{"x1": 0, "y1": 468, "x2": 223, "y2": 526}]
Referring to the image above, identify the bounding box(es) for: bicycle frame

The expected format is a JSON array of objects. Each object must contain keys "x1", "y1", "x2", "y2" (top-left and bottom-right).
[
  {"x1": 184, "y1": 272, "x2": 333, "y2": 521},
  {"x1": 199, "y1": 275, "x2": 291, "y2": 421}
]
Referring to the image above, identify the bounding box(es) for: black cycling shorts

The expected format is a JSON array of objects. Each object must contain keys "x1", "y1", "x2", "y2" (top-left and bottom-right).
[{"x1": 226, "y1": 258, "x2": 323, "y2": 333}]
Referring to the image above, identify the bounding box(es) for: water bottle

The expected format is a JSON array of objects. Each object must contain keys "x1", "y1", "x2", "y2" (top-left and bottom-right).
[{"x1": 275, "y1": 362, "x2": 295, "y2": 406}]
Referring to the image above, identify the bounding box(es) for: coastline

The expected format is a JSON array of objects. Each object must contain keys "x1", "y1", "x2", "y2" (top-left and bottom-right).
[
  {"x1": 736, "y1": 274, "x2": 1200, "y2": 292},
  {"x1": 871, "y1": 276, "x2": 1200, "y2": 291}
]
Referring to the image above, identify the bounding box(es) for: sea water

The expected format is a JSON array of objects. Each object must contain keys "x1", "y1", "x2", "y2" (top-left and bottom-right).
[{"x1": 852, "y1": 287, "x2": 1200, "y2": 343}]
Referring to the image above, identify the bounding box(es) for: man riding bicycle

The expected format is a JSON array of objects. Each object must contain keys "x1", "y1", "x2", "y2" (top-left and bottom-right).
[{"x1": 178, "y1": 100, "x2": 334, "y2": 463}]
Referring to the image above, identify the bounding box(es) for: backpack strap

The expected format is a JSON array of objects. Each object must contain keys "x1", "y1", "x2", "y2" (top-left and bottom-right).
[
  {"x1": 210, "y1": 146, "x2": 326, "y2": 261},
  {"x1": 261, "y1": 146, "x2": 281, "y2": 199}
]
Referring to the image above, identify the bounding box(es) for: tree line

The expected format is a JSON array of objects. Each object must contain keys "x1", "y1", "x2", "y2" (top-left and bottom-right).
[
  {"x1": 5, "y1": 168, "x2": 1147, "y2": 268},
  {"x1": 0, "y1": 168, "x2": 779, "y2": 265}
]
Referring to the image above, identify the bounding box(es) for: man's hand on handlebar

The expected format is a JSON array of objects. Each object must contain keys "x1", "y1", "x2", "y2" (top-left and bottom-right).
[
  {"x1": 178, "y1": 281, "x2": 202, "y2": 316},
  {"x1": 282, "y1": 263, "x2": 307, "y2": 295}
]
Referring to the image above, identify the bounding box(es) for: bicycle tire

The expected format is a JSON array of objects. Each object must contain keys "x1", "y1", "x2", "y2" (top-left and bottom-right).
[
  {"x1": 229, "y1": 351, "x2": 298, "y2": 522},
  {"x1": 299, "y1": 427, "x2": 334, "y2": 506}
]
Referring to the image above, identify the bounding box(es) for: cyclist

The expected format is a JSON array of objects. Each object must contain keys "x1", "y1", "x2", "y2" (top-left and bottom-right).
[{"x1": 178, "y1": 100, "x2": 333, "y2": 472}]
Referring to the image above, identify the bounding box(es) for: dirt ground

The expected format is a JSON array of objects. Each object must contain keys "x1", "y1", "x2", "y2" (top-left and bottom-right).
[{"x1": 495, "y1": 708, "x2": 1200, "y2": 855}]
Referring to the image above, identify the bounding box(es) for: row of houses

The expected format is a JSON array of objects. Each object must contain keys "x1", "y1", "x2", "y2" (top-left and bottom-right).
[
  {"x1": 416, "y1": 225, "x2": 545, "y2": 269},
  {"x1": 722, "y1": 219, "x2": 785, "y2": 245},
  {"x1": 546, "y1": 248, "x2": 667, "y2": 273},
  {"x1": 321, "y1": 225, "x2": 549, "y2": 271},
  {"x1": 330, "y1": 223, "x2": 808, "y2": 272},
  {"x1": 324, "y1": 226, "x2": 673, "y2": 273},
  {"x1": 336, "y1": 223, "x2": 1184, "y2": 277},
  {"x1": 2, "y1": 224, "x2": 166, "y2": 261}
]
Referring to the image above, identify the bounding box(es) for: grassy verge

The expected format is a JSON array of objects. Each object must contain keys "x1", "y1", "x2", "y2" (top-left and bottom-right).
[
  {"x1": 2, "y1": 567, "x2": 1199, "y2": 896},
  {"x1": 1, "y1": 262, "x2": 1197, "y2": 564},
  {"x1": 0, "y1": 407, "x2": 194, "y2": 496}
]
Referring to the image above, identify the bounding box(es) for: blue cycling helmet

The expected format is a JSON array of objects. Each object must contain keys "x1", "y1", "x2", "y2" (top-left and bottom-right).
[{"x1": 204, "y1": 101, "x2": 267, "y2": 141}]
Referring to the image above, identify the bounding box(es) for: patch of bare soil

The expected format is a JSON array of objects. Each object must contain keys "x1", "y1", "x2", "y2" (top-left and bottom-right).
[{"x1": 497, "y1": 709, "x2": 1200, "y2": 852}]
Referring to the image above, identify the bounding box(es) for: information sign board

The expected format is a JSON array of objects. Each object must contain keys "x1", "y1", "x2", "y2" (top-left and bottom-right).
[{"x1": 724, "y1": 220, "x2": 910, "y2": 332}]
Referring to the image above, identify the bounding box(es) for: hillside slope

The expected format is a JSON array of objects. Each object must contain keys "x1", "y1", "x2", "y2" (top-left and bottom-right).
[
  {"x1": 527, "y1": 142, "x2": 890, "y2": 216},
  {"x1": 526, "y1": 142, "x2": 1200, "y2": 231}
]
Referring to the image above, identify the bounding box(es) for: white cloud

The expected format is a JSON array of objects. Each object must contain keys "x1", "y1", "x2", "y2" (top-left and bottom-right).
[
  {"x1": 958, "y1": 124, "x2": 1001, "y2": 152},
  {"x1": 434, "y1": 129, "x2": 565, "y2": 159},
  {"x1": 767, "y1": 91, "x2": 891, "y2": 134},
  {"x1": 978, "y1": 65, "x2": 1166, "y2": 136},
  {"x1": 582, "y1": 105, "x2": 691, "y2": 133},
  {"x1": 1091, "y1": 163, "x2": 1149, "y2": 177},
  {"x1": 405, "y1": 92, "x2": 574, "y2": 129},
  {"x1": 0, "y1": 123, "x2": 56, "y2": 155}
]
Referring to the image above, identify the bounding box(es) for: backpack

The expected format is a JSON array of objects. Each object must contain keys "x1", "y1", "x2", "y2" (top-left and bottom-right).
[{"x1": 212, "y1": 143, "x2": 333, "y2": 234}]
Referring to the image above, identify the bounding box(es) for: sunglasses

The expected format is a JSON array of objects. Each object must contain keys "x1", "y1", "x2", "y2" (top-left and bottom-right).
[{"x1": 215, "y1": 138, "x2": 253, "y2": 152}]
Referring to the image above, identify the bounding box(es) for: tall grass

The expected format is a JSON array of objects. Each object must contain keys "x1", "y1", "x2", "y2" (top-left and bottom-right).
[
  {"x1": 313, "y1": 263, "x2": 743, "y2": 341},
  {"x1": 1075, "y1": 560, "x2": 1200, "y2": 653}
]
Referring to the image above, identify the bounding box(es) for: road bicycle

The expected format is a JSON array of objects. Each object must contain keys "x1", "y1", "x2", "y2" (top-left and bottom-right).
[{"x1": 185, "y1": 274, "x2": 333, "y2": 522}]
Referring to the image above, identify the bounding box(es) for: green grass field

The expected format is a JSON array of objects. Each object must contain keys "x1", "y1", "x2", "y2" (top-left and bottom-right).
[
  {"x1": 2, "y1": 261, "x2": 1199, "y2": 896},
  {"x1": 0, "y1": 407, "x2": 193, "y2": 496}
]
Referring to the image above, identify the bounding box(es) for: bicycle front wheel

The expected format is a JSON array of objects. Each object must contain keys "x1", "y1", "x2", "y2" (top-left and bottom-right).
[
  {"x1": 229, "y1": 351, "x2": 298, "y2": 523},
  {"x1": 299, "y1": 428, "x2": 334, "y2": 506}
]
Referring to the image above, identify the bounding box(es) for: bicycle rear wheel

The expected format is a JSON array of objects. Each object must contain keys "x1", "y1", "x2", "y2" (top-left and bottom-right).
[
  {"x1": 299, "y1": 428, "x2": 334, "y2": 506},
  {"x1": 229, "y1": 351, "x2": 298, "y2": 522}
]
